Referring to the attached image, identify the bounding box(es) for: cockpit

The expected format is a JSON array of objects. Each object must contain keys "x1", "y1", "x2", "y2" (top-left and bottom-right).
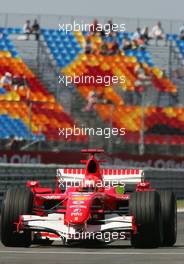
[{"x1": 87, "y1": 159, "x2": 97, "y2": 174}]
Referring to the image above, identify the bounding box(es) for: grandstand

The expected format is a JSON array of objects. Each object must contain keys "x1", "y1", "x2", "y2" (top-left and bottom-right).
[
  {"x1": 1, "y1": 14, "x2": 184, "y2": 155},
  {"x1": 0, "y1": 27, "x2": 88, "y2": 151}
]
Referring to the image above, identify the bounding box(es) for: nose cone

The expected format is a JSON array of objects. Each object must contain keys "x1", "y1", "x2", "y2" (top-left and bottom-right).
[{"x1": 65, "y1": 195, "x2": 91, "y2": 225}]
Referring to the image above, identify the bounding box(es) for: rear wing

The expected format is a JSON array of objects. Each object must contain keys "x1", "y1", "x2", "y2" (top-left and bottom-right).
[
  {"x1": 57, "y1": 168, "x2": 144, "y2": 186},
  {"x1": 102, "y1": 169, "x2": 144, "y2": 184}
]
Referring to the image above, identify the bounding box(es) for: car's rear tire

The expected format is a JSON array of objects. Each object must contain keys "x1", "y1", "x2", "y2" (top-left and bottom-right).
[
  {"x1": 158, "y1": 190, "x2": 177, "y2": 246},
  {"x1": 130, "y1": 191, "x2": 163, "y2": 248},
  {"x1": 1, "y1": 187, "x2": 33, "y2": 247}
]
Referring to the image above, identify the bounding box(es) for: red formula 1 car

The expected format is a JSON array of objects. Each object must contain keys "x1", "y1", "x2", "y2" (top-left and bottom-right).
[{"x1": 1, "y1": 149, "x2": 177, "y2": 248}]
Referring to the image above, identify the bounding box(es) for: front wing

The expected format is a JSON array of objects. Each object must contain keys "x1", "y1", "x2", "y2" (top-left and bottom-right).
[{"x1": 19, "y1": 213, "x2": 134, "y2": 241}]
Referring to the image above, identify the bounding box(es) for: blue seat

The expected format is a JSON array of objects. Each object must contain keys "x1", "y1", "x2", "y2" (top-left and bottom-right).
[
  {"x1": 63, "y1": 55, "x2": 70, "y2": 62},
  {"x1": 51, "y1": 31, "x2": 58, "y2": 37},
  {"x1": 29, "y1": 134, "x2": 35, "y2": 140},
  {"x1": 56, "y1": 54, "x2": 62, "y2": 60},
  {"x1": 63, "y1": 38, "x2": 70, "y2": 44},
  {"x1": 65, "y1": 43, "x2": 72, "y2": 50},
  {"x1": 52, "y1": 48, "x2": 59, "y2": 55},
  {"x1": 67, "y1": 31, "x2": 74, "y2": 37},
  {"x1": 45, "y1": 35, "x2": 53, "y2": 41},
  {"x1": 6, "y1": 43, "x2": 14, "y2": 49},
  {"x1": 125, "y1": 50, "x2": 134, "y2": 56},
  {"x1": 1, "y1": 28, "x2": 9, "y2": 35},
  {"x1": 137, "y1": 57, "x2": 144, "y2": 63},
  {"x1": 55, "y1": 37, "x2": 61, "y2": 44},
  {"x1": 166, "y1": 34, "x2": 173, "y2": 41},
  {"x1": 15, "y1": 28, "x2": 22, "y2": 34},
  {"x1": 134, "y1": 50, "x2": 143, "y2": 57},
  {"x1": 68, "y1": 35, "x2": 76, "y2": 42},
  {"x1": 0, "y1": 42, "x2": 6, "y2": 48},
  {"x1": 117, "y1": 32, "x2": 124, "y2": 38},
  {"x1": 48, "y1": 42, "x2": 56, "y2": 49},
  {"x1": 58, "y1": 43, "x2": 64, "y2": 49},
  {"x1": 173, "y1": 34, "x2": 178, "y2": 40},
  {"x1": 0, "y1": 87, "x2": 6, "y2": 94},
  {"x1": 144, "y1": 51, "x2": 151, "y2": 59},
  {"x1": 0, "y1": 131, "x2": 9, "y2": 139},
  {"x1": 60, "y1": 49, "x2": 68, "y2": 56},
  {"x1": 11, "y1": 50, "x2": 19, "y2": 57},
  {"x1": 167, "y1": 34, "x2": 178, "y2": 41},
  {"x1": 37, "y1": 134, "x2": 46, "y2": 141},
  {"x1": 42, "y1": 29, "x2": 50, "y2": 36},
  {"x1": 82, "y1": 31, "x2": 89, "y2": 36},
  {"x1": 58, "y1": 60, "x2": 66, "y2": 67},
  {"x1": 69, "y1": 49, "x2": 76, "y2": 56},
  {"x1": 147, "y1": 60, "x2": 154, "y2": 67},
  {"x1": 0, "y1": 115, "x2": 35, "y2": 139},
  {"x1": 71, "y1": 38, "x2": 78, "y2": 45},
  {"x1": 1, "y1": 114, "x2": 9, "y2": 120},
  {"x1": 74, "y1": 44, "x2": 82, "y2": 52},
  {"x1": 177, "y1": 40, "x2": 184, "y2": 47},
  {"x1": 59, "y1": 31, "x2": 67, "y2": 37},
  {"x1": 124, "y1": 32, "x2": 133, "y2": 40}
]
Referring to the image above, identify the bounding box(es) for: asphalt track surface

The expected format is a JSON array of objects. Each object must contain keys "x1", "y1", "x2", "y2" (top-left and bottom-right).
[{"x1": 0, "y1": 213, "x2": 183, "y2": 264}]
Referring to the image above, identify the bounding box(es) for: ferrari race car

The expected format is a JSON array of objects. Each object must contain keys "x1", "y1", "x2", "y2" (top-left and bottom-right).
[{"x1": 1, "y1": 149, "x2": 177, "y2": 248}]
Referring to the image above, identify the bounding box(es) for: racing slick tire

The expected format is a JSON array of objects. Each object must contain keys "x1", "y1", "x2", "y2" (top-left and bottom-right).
[
  {"x1": 158, "y1": 190, "x2": 177, "y2": 246},
  {"x1": 1, "y1": 187, "x2": 33, "y2": 247},
  {"x1": 130, "y1": 191, "x2": 163, "y2": 248}
]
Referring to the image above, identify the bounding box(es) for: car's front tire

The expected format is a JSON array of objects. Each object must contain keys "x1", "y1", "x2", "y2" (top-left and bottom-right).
[
  {"x1": 1, "y1": 187, "x2": 33, "y2": 247},
  {"x1": 130, "y1": 191, "x2": 163, "y2": 248},
  {"x1": 158, "y1": 190, "x2": 177, "y2": 246}
]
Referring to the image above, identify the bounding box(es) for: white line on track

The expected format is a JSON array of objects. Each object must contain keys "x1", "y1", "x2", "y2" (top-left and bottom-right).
[
  {"x1": 0, "y1": 251, "x2": 184, "y2": 255},
  {"x1": 177, "y1": 208, "x2": 184, "y2": 213}
]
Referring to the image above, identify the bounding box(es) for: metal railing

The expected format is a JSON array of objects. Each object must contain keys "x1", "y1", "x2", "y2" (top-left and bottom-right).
[{"x1": 0, "y1": 12, "x2": 183, "y2": 33}]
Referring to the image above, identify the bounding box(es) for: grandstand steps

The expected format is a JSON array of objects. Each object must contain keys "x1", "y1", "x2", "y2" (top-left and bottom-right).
[
  {"x1": 36, "y1": 40, "x2": 62, "y2": 98},
  {"x1": 169, "y1": 44, "x2": 184, "y2": 74},
  {"x1": 147, "y1": 44, "x2": 183, "y2": 106},
  {"x1": 172, "y1": 44, "x2": 184, "y2": 68},
  {"x1": 11, "y1": 36, "x2": 60, "y2": 98},
  {"x1": 114, "y1": 84, "x2": 158, "y2": 106},
  {"x1": 148, "y1": 42, "x2": 184, "y2": 77},
  {"x1": 70, "y1": 89, "x2": 113, "y2": 149},
  {"x1": 147, "y1": 44, "x2": 170, "y2": 73},
  {"x1": 172, "y1": 80, "x2": 184, "y2": 106},
  {"x1": 10, "y1": 37, "x2": 39, "y2": 69}
]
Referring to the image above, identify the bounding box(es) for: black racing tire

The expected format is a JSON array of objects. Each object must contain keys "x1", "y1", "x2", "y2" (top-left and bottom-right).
[
  {"x1": 158, "y1": 190, "x2": 177, "y2": 246},
  {"x1": 130, "y1": 191, "x2": 163, "y2": 248},
  {"x1": 1, "y1": 187, "x2": 33, "y2": 247}
]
